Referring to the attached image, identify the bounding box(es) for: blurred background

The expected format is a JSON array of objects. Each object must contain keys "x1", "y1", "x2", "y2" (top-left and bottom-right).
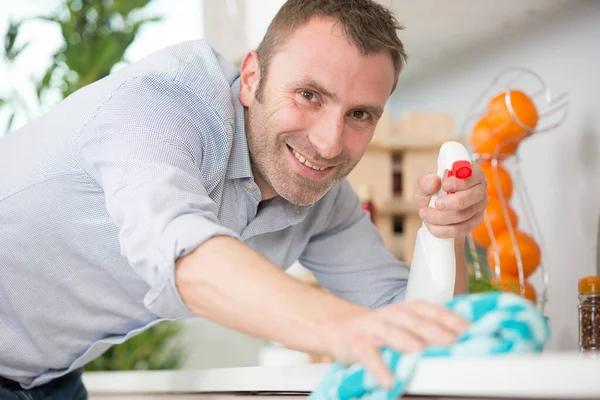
[{"x1": 1, "y1": 0, "x2": 599, "y2": 372}]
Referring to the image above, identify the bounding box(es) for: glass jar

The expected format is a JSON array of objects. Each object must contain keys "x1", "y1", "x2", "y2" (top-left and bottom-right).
[{"x1": 578, "y1": 276, "x2": 600, "y2": 355}]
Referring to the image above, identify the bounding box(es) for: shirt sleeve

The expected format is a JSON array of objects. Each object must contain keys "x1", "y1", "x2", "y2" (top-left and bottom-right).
[
  {"x1": 76, "y1": 74, "x2": 240, "y2": 319},
  {"x1": 299, "y1": 180, "x2": 410, "y2": 308}
]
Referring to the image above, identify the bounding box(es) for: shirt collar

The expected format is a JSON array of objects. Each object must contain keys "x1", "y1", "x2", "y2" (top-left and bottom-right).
[{"x1": 226, "y1": 76, "x2": 254, "y2": 180}]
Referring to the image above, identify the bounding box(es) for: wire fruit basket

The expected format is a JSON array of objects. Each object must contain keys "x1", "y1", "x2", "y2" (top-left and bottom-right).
[{"x1": 460, "y1": 67, "x2": 569, "y2": 314}]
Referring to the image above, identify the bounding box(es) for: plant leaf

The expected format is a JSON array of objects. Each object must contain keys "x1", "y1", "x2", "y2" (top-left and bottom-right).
[
  {"x1": 5, "y1": 112, "x2": 15, "y2": 134},
  {"x1": 36, "y1": 62, "x2": 59, "y2": 100}
]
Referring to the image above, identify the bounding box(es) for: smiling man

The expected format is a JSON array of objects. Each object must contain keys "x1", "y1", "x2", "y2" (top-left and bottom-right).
[{"x1": 0, "y1": 0, "x2": 488, "y2": 398}]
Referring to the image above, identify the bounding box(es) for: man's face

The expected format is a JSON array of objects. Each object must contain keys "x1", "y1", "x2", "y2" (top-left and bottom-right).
[{"x1": 239, "y1": 17, "x2": 396, "y2": 206}]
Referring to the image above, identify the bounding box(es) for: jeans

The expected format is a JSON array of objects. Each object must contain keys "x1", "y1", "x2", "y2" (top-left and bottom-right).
[{"x1": 0, "y1": 370, "x2": 87, "y2": 400}]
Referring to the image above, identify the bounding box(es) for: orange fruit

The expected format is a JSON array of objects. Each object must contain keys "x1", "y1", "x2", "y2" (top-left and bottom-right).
[
  {"x1": 479, "y1": 161, "x2": 513, "y2": 200},
  {"x1": 470, "y1": 116, "x2": 519, "y2": 157},
  {"x1": 491, "y1": 276, "x2": 537, "y2": 303},
  {"x1": 471, "y1": 197, "x2": 519, "y2": 248},
  {"x1": 486, "y1": 90, "x2": 539, "y2": 146},
  {"x1": 487, "y1": 230, "x2": 541, "y2": 279}
]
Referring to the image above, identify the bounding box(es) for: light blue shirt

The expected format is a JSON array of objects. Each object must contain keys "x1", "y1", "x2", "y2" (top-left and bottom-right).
[{"x1": 0, "y1": 39, "x2": 409, "y2": 388}]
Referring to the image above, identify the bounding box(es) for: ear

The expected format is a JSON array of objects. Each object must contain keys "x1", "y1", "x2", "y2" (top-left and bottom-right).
[{"x1": 239, "y1": 50, "x2": 260, "y2": 107}]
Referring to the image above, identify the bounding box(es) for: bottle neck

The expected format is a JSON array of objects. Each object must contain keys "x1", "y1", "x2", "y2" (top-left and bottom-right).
[{"x1": 579, "y1": 293, "x2": 600, "y2": 304}]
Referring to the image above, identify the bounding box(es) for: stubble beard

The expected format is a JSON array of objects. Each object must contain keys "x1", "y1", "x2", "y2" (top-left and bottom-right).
[{"x1": 245, "y1": 105, "x2": 357, "y2": 207}]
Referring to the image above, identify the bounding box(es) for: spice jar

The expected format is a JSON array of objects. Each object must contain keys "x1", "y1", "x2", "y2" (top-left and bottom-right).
[{"x1": 578, "y1": 276, "x2": 600, "y2": 355}]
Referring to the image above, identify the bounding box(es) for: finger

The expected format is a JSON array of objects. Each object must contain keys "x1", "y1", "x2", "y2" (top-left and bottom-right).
[
  {"x1": 420, "y1": 204, "x2": 480, "y2": 226},
  {"x1": 420, "y1": 197, "x2": 486, "y2": 226},
  {"x1": 413, "y1": 173, "x2": 441, "y2": 209},
  {"x1": 425, "y1": 209, "x2": 485, "y2": 238},
  {"x1": 441, "y1": 161, "x2": 486, "y2": 193},
  {"x1": 382, "y1": 307, "x2": 457, "y2": 347},
  {"x1": 356, "y1": 343, "x2": 395, "y2": 389},
  {"x1": 402, "y1": 300, "x2": 470, "y2": 334},
  {"x1": 374, "y1": 320, "x2": 426, "y2": 353},
  {"x1": 434, "y1": 181, "x2": 487, "y2": 211}
]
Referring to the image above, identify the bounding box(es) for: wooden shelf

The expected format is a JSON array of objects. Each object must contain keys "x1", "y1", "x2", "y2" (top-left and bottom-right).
[
  {"x1": 370, "y1": 137, "x2": 448, "y2": 152},
  {"x1": 391, "y1": 233, "x2": 406, "y2": 260},
  {"x1": 378, "y1": 197, "x2": 418, "y2": 215}
]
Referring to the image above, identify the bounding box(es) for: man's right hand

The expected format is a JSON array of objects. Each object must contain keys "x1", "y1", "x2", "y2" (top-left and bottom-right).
[{"x1": 322, "y1": 300, "x2": 470, "y2": 389}]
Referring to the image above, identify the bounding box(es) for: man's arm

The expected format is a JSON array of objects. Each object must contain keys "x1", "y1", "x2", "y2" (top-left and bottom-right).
[
  {"x1": 175, "y1": 234, "x2": 468, "y2": 390},
  {"x1": 175, "y1": 236, "x2": 365, "y2": 356},
  {"x1": 298, "y1": 180, "x2": 410, "y2": 308}
]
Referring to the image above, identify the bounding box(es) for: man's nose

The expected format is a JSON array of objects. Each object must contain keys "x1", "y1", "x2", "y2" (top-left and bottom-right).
[{"x1": 308, "y1": 114, "x2": 344, "y2": 159}]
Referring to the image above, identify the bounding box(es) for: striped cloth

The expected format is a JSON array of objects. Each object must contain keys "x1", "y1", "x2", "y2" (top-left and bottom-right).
[{"x1": 309, "y1": 292, "x2": 551, "y2": 400}]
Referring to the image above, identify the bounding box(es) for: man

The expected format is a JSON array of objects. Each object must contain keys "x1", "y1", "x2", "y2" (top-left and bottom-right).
[{"x1": 0, "y1": 0, "x2": 487, "y2": 398}]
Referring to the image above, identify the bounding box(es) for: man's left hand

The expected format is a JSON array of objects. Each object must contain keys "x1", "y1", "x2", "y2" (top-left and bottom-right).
[{"x1": 413, "y1": 162, "x2": 488, "y2": 238}]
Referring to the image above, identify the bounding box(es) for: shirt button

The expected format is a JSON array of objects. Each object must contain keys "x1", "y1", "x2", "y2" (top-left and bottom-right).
[{"x1": 246, "y1": 183, "x2": 255, "y2": 191}]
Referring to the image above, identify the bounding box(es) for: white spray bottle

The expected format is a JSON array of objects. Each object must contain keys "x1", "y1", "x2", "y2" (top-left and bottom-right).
[{"x1": 404, "y1": 141, "x2": 473, "y2": 305}]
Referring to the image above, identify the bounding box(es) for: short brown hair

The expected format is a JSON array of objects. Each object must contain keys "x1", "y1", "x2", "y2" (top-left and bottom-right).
[{"x1": 255, "y1": 0, "x2": 407, "y2": 100}]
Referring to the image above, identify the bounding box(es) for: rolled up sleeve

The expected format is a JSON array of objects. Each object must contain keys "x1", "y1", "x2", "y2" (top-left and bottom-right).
[
  {"x1": 299, "y1": 180, "x2": 410, "y2": 308},
  {"x1": 76, "y1": 75, "x2": 239, "y2": 319}
]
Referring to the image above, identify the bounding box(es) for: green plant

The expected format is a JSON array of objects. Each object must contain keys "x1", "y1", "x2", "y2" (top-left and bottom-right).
[
  {"x1": 1, "y1": 0, "x2": 185, "y2": 371},
  {"x1": 465, "y1": 238, "x2": 501, "y2": 294},
  {"x1": 1, "y1": 0, "x2": 161, "y2": 133},
  {"x1": 85, "y1": 321, "x2": 186, "y2": 372},
  {"x1": 469, "y1": 275, "x2": 501, "y2": 294}
]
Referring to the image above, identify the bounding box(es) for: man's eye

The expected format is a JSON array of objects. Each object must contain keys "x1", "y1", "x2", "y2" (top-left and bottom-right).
[
  {"x1": 352, "y1": 110, "x2": 370, "y2": 121},
  {"x1": 301, "y1": 90, "x2": 316, "y2": 102}
]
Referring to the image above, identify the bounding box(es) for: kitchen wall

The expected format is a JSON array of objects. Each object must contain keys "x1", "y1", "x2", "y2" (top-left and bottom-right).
[
  {"x1": 175, "y1": 317, "x2": 264, "y2": 369},
  {"x1": 203, "y1": 0, "x2": 285, "y2": 65},
  {"x1": 387, "y1": 0, "x2": 600, "y2": 350}
]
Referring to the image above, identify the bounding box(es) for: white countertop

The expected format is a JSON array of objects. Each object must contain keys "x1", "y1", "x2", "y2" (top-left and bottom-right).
[{"x1": 82, "y1": 352, "x2": 600, "y2": 399}]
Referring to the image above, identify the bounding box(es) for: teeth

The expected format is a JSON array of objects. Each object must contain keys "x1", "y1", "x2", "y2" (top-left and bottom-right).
[{"x1": 291, "y1": 148, "x2": 327, "y2": 171}]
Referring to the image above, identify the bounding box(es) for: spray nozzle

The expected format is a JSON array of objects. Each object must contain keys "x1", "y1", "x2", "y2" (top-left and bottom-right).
[
  {"x1": 450, "y1": 160, "x2": 472, "y2": 179},
  {"x1": 430, "y1": 141, "x2": 473, "y2": 202}
]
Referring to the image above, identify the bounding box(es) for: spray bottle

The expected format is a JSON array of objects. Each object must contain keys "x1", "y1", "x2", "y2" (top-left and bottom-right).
[{"x1": 404, "y1": 141, "x2": 473, "y2": 305}]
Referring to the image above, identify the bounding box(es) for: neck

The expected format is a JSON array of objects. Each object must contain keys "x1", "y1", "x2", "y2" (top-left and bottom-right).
[
  {"x1": 251, "y1": 165, "x2": 277, "y2": 201},
  {"x1": 243, "y1": 105, "x2": 278, "y2": 201}
]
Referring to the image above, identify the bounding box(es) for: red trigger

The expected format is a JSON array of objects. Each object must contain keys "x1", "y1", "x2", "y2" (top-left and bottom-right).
[
  {"x1": 452, "y1": 160, "x2": 472, "y2": 179},
  {"x1": 447, "y1": 161, "x2": 472, "y2": 194}
]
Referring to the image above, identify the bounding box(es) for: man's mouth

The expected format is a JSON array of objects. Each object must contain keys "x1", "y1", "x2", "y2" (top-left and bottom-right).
[{"x1": 287, "y1": 145, "x2": 329, "y2": 171}]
